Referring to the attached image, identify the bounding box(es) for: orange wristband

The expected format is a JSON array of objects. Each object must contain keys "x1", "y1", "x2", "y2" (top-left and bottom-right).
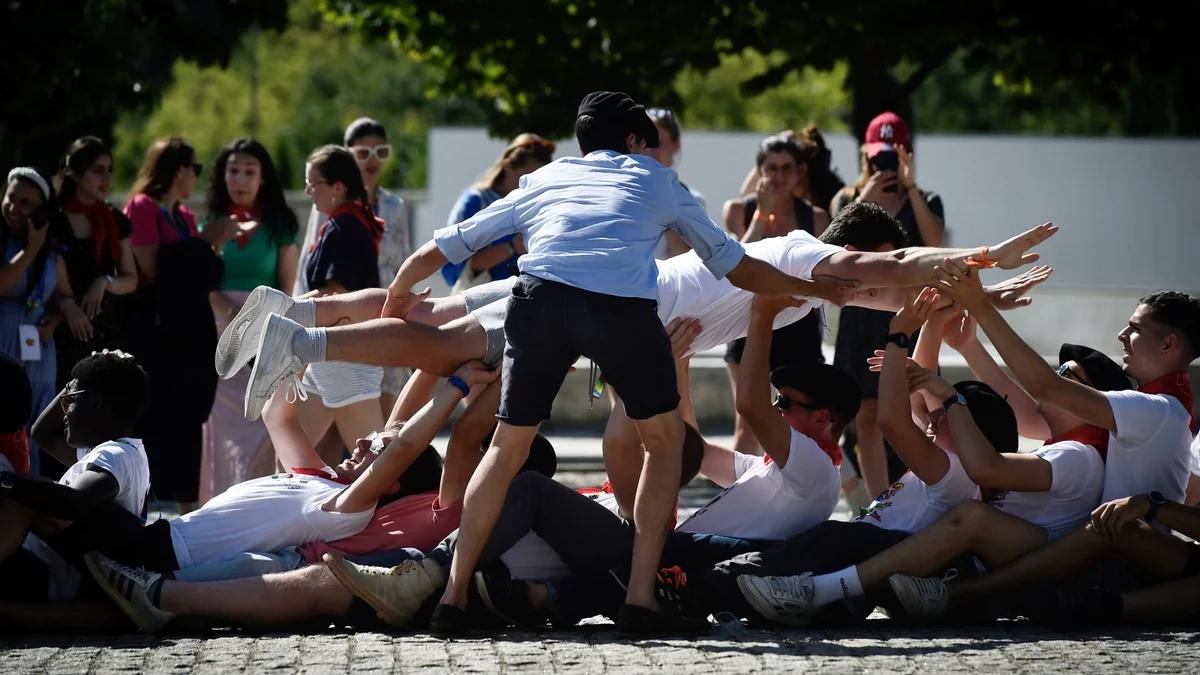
[{"x1": 966, "y1": 246, "x2": 998, "y2": 269}]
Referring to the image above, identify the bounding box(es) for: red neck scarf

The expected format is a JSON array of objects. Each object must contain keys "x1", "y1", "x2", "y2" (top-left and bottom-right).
[
  {"x1": 64, "y1": 198, "x2": 120, "y2": 266},
  {"x1": 228, "y1": 205, "x2": 262, "y2": 250},
  {"x1": 329, "y1": 202, "x2": 384, "y2": 255},
  {"x1": 765, "y1": 432, "x2": 843, "y2": 467},
  {"x1": 1140, "y1": 371, "x2": 1198, "y2": 434},
  {"x1": 1045, "y1": 424, "x2": 1110, "y2": 461},
  {"x1": 0, "y1": 430, "x2": 30, "y2": 475}
]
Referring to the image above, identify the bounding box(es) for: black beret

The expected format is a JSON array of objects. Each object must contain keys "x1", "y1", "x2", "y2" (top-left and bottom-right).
[
  {"x1": 1059, "y1": 343, "x2": 1131, "y2": 393},
  {"x1": 770, "y1": 363, "x2": 862, "y2": 420},
  {"x1": 577, "y1": 91, "x2": 660, "y2": 148}
]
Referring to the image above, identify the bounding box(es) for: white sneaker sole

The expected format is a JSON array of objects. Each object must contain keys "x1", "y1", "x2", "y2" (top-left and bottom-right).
[
  {"x1": 242, "y1": 315, "x2": 299, "y2": 421},
  {"x1": 83, "y1": 553, "x2": 169, "y2": 634},
  {"x1": 215, "y1": 286, "x2": 288, "y2": 379},
  {"x1": 734, "y1": 575, "x2": 813, "y2": 627}
]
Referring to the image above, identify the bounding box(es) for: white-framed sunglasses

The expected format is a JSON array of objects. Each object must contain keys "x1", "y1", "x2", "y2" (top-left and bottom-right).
[{"x1": 351, "y1": 144, "x2": 393, "y2": 162}]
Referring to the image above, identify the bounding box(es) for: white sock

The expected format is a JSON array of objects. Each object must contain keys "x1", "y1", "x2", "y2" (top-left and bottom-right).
[
  {"x1": 285, "y1": 298, "x2": 316, "y2": 328},
  {"x1": 811, "y1": 566, "x2": 864, "y2": 606},
  {"x1": 291, "y1": 327, "x2": 327, "y2": 365}
]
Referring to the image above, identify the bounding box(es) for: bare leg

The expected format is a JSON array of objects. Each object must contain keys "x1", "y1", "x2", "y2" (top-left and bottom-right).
[
  {"x1": 626, "y1": 409, "x2": 685, "y2": 608},
  {"x1": 324, "y1": 316, "x2": 488, "y2": 376},
  {"x1": 949, "y1": 524, "x2": 1114, "y2": 604},
  {"x1": 263, "y1": 385, "x2": 334, "y2": 471},
  {"x1": 440, "y1": 422, "x2": 540, "y2": 608},
  {"x1": 379, "y1": 391, "x2": 399, "y2": 426},
  {"x1": 438, "y1": 381, "x2": 501, "y2": 506},
  {"x1": 313, "y1": 288, "x2": 468, "y2": 328},
  {"x1": 856, "y1": 501, "x2": 1049, "y2": 588},
  {"x1": 160, "y1": 565, "x2": 353, "y2": 625},
  {"x1": 854, "y1": 400, "x2": 888, "y2": 497},
  {"x1": 1122, "y1": 575, "x2": 1200, "y2": 624},
  {"x1": 726, "y1": 362, "x2": 760, "y2": 454},
  {"x1": 602, "y1": 395, "x2": 644, "y2": 519},
  {"x1": 675, "y1": 356, "x2": 698, "y2": 429},
  {"x1": 330, "y1": 399, "x2": 385, "y2": 452},
  {"x1": 0, "y1": 500, "x2": 33, "y2": 563}
]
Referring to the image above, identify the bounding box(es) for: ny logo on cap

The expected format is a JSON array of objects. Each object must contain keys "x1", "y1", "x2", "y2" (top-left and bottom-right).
[{"x1": 880, "y1": 123, "x2": 894, "y2": 140}]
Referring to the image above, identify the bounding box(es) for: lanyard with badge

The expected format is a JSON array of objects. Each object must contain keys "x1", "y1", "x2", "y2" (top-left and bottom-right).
[{"x1": 18, "y1": 270, "x2": 47, "y2": 362}]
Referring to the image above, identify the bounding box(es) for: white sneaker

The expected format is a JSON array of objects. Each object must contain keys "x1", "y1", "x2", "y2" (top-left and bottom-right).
[
  {"x1": 887, "y1": 569, "x2": 957, "y2": 620},
  {"x1": 322, "y1": 553, "x2": 448, "y2": 629},
  {"x1": 84, "y1": 551, "x2": 175, "y2": 634},
  {"x1": 735, "y1": 572, "x2": 819, "y2": 627},
  {"x1": 243, "y1": 314, "x2": 306, "y2": 421},
  {"x1": 215, "y1": 285, "x2": 294, "y2": 379}
]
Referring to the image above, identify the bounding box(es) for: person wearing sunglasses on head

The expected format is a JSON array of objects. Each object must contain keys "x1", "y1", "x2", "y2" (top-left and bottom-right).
[
  {"x1": 440, "y1": 133, "x2": 555, "y2": 293},
  {"x1": 124, "y1": 138, "x2": 236, "y2": 515}
]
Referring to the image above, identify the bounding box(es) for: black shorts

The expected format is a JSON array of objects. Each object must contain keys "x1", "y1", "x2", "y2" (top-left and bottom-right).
[
  {"x1": 724, "y1": 313, "x2": 824, "y2": 368},
  {"x1": 499, "y1": 274, "x2": 679, "y2": 425},
  {"x1": 834, "y1": 306, "x2": 916, "y2": 400}
]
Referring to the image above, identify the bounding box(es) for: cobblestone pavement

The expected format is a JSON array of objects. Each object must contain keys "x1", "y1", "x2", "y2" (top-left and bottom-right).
[{"x1": 3, "y1": 622, "x2": 1199, "y2": 673}]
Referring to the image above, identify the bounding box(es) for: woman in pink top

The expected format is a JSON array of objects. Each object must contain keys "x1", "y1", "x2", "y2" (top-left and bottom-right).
[{"x1": 124, "y1": 138, "x2": 239, "y2": 513}]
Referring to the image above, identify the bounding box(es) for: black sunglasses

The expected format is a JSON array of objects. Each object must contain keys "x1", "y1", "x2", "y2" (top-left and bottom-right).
[
  {"x1": 1056, "y1": 363, "x2": 1079, "y2": 382},
  {"x1": 773, "y1": 393, "x2": 824, "y2": 413}
]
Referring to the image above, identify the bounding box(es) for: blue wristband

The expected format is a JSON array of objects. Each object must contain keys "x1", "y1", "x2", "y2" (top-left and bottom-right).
[{"x1": 447, "y1": 375, "x2": 471, "y2": 397}]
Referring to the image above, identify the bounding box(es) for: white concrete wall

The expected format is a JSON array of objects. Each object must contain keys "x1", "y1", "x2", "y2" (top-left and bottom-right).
[{"x1": 416, "y1": 127, "x2": 1200, "y2": 355}]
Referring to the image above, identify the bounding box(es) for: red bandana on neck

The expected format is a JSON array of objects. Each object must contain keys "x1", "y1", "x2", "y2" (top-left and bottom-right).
[
  {"x1": 64, "y1": 198, "x2": 121, "y2": 266},
  {"x1": 228, "y1": 205, "x2": 262, "y2": 250},
  {"x1": 328, "y1": 202, "x2": 384, "y2": 254},
  {"x1": 0, "y1": 430, "x2": 30, "y2": 475},
  {"x1": 1045, "y1": 424, "x2": 1110, "y2": 461},
  {"x1": 1140, "y1": 372, "x2": 1197, "y2": 434},
  {"x1": 765, "y1": 432, "x2": 842, "y2": 467}
]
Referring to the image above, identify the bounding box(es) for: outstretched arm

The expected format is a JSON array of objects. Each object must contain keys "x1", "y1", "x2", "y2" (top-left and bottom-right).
[
  {"x1": 935, "y1": 258, "x2": 1116, "y2": 433},
  {"x1": 877, "y1": 289, "x2": 951, "y2": 485},
  {"x1": 735, "y1": 295, "x2": 807, "y2": 466},
  {"x1": 725, "y1": 255, "x2": 858, "y2": 306},
  {"x1": 330, "y1": 362, "x2": 499, "y2": 513},
  {"x1": 813, "y1": 222, "x2": 1058, "y2": 289},
  {"x1": 0, "y1": 467, "x2": 119, "y2": 522}
]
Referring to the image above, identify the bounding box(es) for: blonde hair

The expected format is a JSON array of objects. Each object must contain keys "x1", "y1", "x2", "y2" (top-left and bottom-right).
[{"x1": 473, "y1": 133, "x2": 556, "y2": 192}]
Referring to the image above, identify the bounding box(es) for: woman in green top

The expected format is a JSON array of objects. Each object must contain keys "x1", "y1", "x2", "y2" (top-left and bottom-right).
[{"x1": 200, "y1": 138, "x2": 299, "y2": 502}]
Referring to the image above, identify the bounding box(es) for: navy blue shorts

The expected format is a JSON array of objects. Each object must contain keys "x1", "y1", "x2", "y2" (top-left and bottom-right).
[{"x1": 499, "y1": 274, "x2": 680, "y2": 425}]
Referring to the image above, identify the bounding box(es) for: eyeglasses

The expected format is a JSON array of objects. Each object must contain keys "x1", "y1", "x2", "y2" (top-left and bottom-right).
[
  {"x1": 304, "y1": 180, "x2": 329, "y2": 192},
  {"x1": 60, "y1": 387, "x2": 87, "y2": 413},
  {"x1": 351, "y1": 144, "x2": 393, "y2": 162},
  {"x1": 647, "y1": 108, "x2": 675, "y2": 122},
  {"x1": 773, "y1": 393, "x2": 824, "y2": 413}
]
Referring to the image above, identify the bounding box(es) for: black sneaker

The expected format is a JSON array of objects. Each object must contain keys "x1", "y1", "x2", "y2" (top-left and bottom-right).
[
  {"x1": 429, "y1": 603, "x2": 467, "y2": 635},
  {"x1": 616, "y1": 603, "x2": 711, "y2": 637},
  {"x1": 473, "y1": 564, "x2": 539, "y2": 627}
]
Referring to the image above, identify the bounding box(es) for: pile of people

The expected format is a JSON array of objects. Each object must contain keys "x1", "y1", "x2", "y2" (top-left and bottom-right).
[{"x1": 1, "y1": 91, "x2": 1198, "y2": 637}]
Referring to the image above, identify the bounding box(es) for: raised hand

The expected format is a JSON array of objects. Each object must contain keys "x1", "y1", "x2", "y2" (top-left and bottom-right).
[
  {"x1": 987, "y1": 222, "x2": 1060, "y2": 270},
  {"x1": 380, "y1": 287, "x2": 431, "y2": 320},
  {"x1": 942, "y1": 310, "x2": 979, "y2": 352},
  {"x1": 889, "y1": 287, "x2": 940, "y2": 335},
  {"x1": 984, "y1": 265, "x2": 1053, "y2": 310},
  {"x1": 453, "y1": 360, "x2": 500, "y2": 388},
  {"x1": 933, "y1": 258, "x2": 987, "y2": 310},
  {"x1": 897, "y1": 145, "x2": 916, "y2": 191}
]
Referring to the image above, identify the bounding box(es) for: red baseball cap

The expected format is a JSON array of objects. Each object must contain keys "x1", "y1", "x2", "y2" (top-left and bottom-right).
[{"x1": 865, "y1": 111, "x2": 910, "y2": 158}]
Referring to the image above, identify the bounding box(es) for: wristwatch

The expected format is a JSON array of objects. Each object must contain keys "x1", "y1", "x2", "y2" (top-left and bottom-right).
[
  {"x1": 943, "y1": 392, "x2": 968, "y2": 412},
  {"x1": 885, "y1": 332, "x2": 911, "y2": 349},
  {"x1": 1145, "y1": 491, "x2": 1167, "y2": 523},
  {"x1": 0, "y1": 471, "x2": 15, "y2": 490}
]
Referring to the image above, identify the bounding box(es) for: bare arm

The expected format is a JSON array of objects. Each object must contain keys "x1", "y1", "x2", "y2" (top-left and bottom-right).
[
  {"x1": 381, "y1": 239, "x2": 447, "y2": 318},
  {"x1": 724, "y1": 255, "x2": 857, "y2": 306},
  {"x1": 897, "y1": 145, "x2": 945, "y2": 247},
  {"x1": 722, "y1": 199, "x2": 746, "y2": 238},
  {"x1": 0, "y1": 225, "x2": 47, "y2": 293},
  {"x1": 107, "y1": 238, "x2": 138, "y2": 295},
  {"x1": 30, "y1": 389, "x2": 78, "y2": 470},
  {"x1": 735, "y1": 297, "x2": 802, "y2": 466},
  {"x1": 699, "y1": 441, "x2": 740, "y2": 488},
  {"x1": 948, "y1": 313, "x2": 1051, "y2": 440},
  {"x1": 935, "y1": 259, "x2": 1116, "y2": 433}
]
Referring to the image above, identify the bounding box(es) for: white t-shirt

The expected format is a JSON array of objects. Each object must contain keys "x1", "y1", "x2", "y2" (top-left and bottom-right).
[
  {"x1": 1101, "y1": 390, "x2": 1193, "y2": 503},
  {"x1": 854, "y1": 450, "x2": 980, "y2": 534},
  {"x1": 655, "y1": 230, "x2": 842, "y2": 354},
  {"x1": 987, "y1": 441, "x2": 1105, "y2": 541},
  {"x1": 1188, "y1": 431, "x2": 1200, "y2": 477},
  {"x1": 23, "y1": 438, "x2": 151, "y2": 600},
  {"x1": 676, "y1": 430, "x2": 840, "y2": 541},
  {"x1": 168, "y1": 473, "x2": 375, "y2": 569}
]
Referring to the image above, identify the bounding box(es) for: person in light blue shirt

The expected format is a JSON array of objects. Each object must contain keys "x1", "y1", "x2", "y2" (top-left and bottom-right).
[{"x1": 371, "y1": 91, "x2": 854, "y2": 636}]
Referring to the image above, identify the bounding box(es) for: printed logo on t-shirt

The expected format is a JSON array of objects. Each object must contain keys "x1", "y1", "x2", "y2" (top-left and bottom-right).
[{"x1": 855, "y1": 480, "x2": 906, "y2": 523}]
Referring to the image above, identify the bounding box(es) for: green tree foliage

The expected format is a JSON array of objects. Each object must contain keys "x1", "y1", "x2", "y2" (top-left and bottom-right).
[
  {"x1": 0, "y1": 0, "x2": 287, "y2": 175},
  {"x1": 326, "y1": 0, "x2": 1200, "y2": 141},
  {"x1": 113, "y1": 1, "x2": 488, "y2": 191}
]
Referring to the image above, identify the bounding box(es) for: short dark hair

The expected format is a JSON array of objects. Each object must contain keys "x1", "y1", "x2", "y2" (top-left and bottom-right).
[
  {"x1": 344, "y1": 117, "x2": 387, "y2": 147},
  {"x1": 820, "y1": 201, "x2": 908, "y2": 251},
  {"x1": 70, "y1": 351, "x2": 149, "y2": 430},
  {"x1": 756, "y1": 135, "x2": 810, "y2": 169},
  {"x1": 576, "y1": 114, "x2": 635, "y2": 155},
  {"x1": 680, "y1": 423, "x2": 703, "y2": 487},
  {"x1": 392, "y1": 445, "x2": 444, "y2": 497},
  {"x1": 1139, "y1": 291, "x2": 1200, "y2": 360}
]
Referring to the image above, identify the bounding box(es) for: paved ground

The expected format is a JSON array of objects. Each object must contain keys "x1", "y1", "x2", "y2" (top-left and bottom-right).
[{"x1": 4, "y1": 622, "x2": 1199, "y2": 673}]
